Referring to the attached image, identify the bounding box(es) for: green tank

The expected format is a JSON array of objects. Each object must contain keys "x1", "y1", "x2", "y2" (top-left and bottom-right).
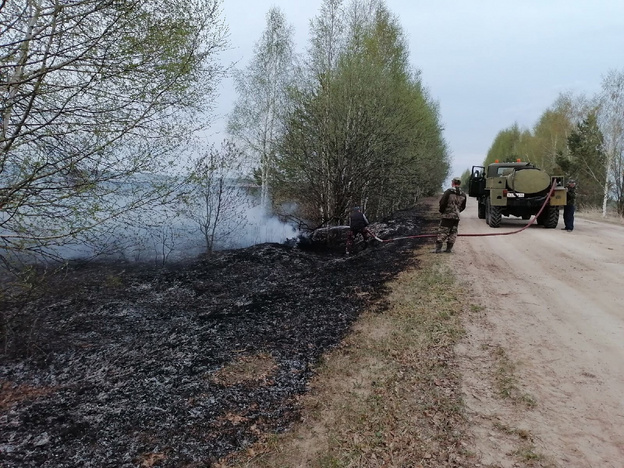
[{"x1": 467, "y1": 161, "x2": 567, "y2": 228}]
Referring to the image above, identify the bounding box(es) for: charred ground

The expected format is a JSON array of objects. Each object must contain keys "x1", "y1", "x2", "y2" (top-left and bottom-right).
[{"x1": 0, "y1": 205, "x2": 434, "y2": 467}]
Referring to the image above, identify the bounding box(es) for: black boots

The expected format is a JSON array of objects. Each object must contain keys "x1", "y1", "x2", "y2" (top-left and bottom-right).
[
  {"x1": 432, "y1": 242, "x2": 454, "y2": 253},
  {"x1": 431, "y1": 242, "x2": 443, "y2": 253}
]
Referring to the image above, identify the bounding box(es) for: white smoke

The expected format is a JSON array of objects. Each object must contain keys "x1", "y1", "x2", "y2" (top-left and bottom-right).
[{"x1": 222, "y1": 203, "x2": 299, "y2": 249}]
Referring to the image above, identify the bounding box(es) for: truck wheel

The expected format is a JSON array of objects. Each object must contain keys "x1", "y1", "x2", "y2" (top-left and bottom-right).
[
  {"x1": 486, "y1": 199, "x2": 501, "y2": 228},
  {"x1": 542, "y1": 206, "x2": 559, "y2": 228},
  {"x1": 478, "y1": 202, "x2": 486, "y2": 219},
  {"x1": 489, "y1": 206, "x2": 502, "y2": 228}
]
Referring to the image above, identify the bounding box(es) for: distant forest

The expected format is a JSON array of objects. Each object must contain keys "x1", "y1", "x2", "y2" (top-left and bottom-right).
[{"x1": 473, "y1": 70, "x2": 624, "y2": 216}]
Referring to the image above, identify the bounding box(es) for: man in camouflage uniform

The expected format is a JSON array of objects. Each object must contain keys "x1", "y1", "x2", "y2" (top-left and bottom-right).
[{"x1": 434, "y1": 177, "x2": 467, "y2": 253}]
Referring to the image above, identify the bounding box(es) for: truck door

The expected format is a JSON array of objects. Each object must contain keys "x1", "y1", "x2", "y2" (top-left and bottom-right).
[{"x1": 469, "y1": 166, "x2": 486, "y2": 197}]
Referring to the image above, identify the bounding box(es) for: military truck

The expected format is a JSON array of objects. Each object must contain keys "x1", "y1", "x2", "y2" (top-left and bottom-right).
[{"x1": 468, "y1": 161, "x2": 566, "y2": 228}]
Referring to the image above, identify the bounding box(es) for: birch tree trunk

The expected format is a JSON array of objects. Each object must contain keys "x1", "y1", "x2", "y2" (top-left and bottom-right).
[
  {"x1": 598, "y1": 70, "x2": 624, "y2": 217},
  {"x1": 228, "y1": 7, "x2": 295, "y2": 214}
]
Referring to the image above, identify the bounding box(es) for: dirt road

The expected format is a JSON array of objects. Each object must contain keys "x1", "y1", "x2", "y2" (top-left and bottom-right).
[{"x1": 454, "y1": 197, "x2": 624, "y2": 467}]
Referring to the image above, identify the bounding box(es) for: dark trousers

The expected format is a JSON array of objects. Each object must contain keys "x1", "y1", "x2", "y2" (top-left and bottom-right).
[
  {"x1": 346, "y1": 228, "x2": 371, "y2": 253},
  {"x1": 563, "y1": 205, "x2": 575, "y2": 230}
]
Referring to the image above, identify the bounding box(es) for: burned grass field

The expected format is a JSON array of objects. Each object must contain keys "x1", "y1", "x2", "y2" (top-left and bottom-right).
[{"x1": 0, "y1": 206, "x2": 434, "y2": 467}]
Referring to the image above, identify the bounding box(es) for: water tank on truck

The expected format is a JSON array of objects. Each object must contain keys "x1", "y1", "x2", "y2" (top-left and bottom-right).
[{"x1": 467, "y1": 161, "x2": 567, "y2": 228}]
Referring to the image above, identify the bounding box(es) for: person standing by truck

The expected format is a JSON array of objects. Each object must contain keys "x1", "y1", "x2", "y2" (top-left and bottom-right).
[
  {"x1": 434, "y1": 177, "x2": 467, "y2": 253},
  {"x1": 562, "y1": 179, "x2": 577, "y2": 231}
]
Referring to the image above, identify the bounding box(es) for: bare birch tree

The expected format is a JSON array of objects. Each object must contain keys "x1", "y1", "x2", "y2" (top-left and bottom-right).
[
  {"x1": 0, "y1": 0, "x2": 228, "y2": 265},
  {"x1": 183, "y1": 141, "x2": 249, "y2": 252},
  {"x1": 227, "y1": 7, "x2": 294, "y2": 212}
]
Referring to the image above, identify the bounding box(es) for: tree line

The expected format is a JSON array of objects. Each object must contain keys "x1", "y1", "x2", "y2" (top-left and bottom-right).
[
  {"x1": 0, "y1": 0, "x2": 449, "y2": 268},
  {"x1": 228, "y1": 0, "x2": 449, "y2": 228},
  {"x1": 479, "y1": 70, "x2": 624, "y2": 216}
]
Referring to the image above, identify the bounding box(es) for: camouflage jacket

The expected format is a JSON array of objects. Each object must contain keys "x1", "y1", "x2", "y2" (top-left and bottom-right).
[{"x1": 439, "y1": 187, "x2": 467, "y2": 220}]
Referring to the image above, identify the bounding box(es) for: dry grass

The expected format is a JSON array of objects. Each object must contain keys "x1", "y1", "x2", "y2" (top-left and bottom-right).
[
  {"x1": 218, "y1": 249, "x2": 476, "y2": 467},
  {"x1": 490, "y1": 345, "x2": 537, "y2": 408},
  {"x1": 215, "y1": 221, "x2": 564, "y2": 467},
  {"x1": 576, "y1": 207, "x2": 624, "y2": 225},
  {"x1": 137, "y1": 452, "x2": 166, "y2": 468},
  {"x1": 210, "y1": 352, "x2": 278, "y2": 387}
]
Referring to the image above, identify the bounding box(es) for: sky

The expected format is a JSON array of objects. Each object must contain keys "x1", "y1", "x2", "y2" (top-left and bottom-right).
[{"x1": 211, "y1": 0, "x2": 624, "y2": 182}]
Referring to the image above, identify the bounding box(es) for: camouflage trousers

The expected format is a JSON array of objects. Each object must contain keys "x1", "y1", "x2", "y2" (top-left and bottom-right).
[{"x1": 437, "y1": 218, "x2": 459, "y2": 244}]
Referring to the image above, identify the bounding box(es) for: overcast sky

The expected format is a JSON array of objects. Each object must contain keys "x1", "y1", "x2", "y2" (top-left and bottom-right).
[{"x1": 212, "y1": 0, "x2": 624, "y2": 182}]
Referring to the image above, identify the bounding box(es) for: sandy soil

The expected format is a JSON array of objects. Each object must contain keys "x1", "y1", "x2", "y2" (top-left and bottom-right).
[{"x1": 454, "y1": 197, "x2": 624, "y2": 467}]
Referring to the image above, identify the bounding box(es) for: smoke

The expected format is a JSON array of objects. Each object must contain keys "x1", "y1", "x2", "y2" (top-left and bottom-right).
[
  {"x1": 2, "y1": 170, "x2": 300, "y2": 266},
  {"x1": 41, "y1": 195, "x2": 299, "y2": 264},
  {"x1": 222, "y1": 203, "x2": 299, "y2": 249}
]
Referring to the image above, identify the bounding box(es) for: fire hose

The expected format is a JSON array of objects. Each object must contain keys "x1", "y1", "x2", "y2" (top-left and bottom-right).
[{"x1": 371, "y1": 181, "x2": 558, "y2": 243}]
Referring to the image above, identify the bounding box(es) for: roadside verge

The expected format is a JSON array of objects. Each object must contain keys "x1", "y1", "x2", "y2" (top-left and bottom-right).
[{"x1": 220, "y1": 248, "x2": 474, "y2": 467}]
